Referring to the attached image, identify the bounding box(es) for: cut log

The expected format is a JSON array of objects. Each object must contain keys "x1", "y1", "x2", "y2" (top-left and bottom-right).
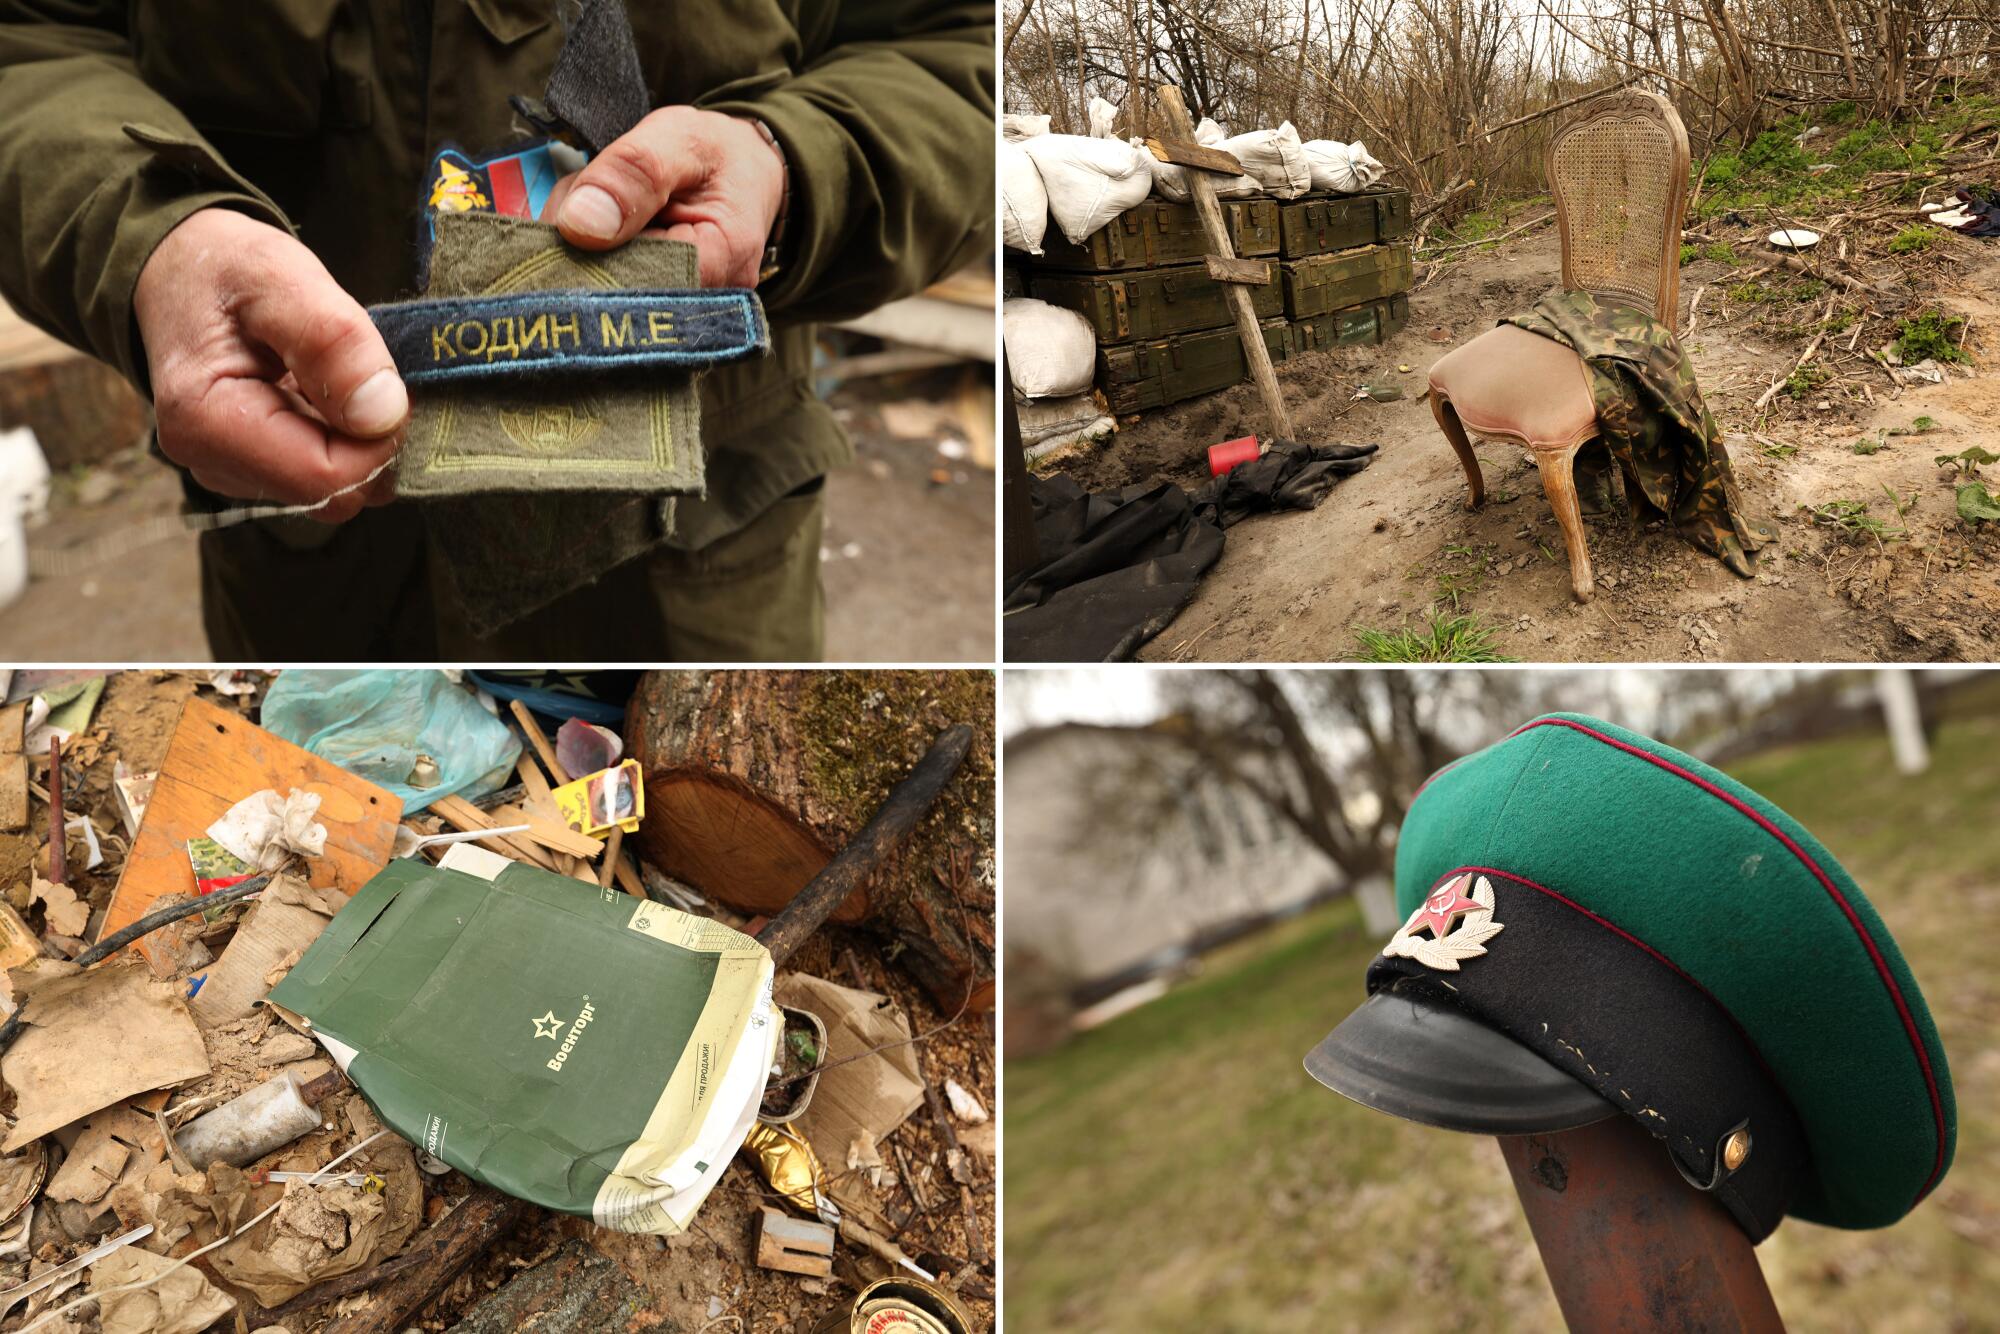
[{"x1": 625, "y1": 672, "x2": 995, "y2": 1010}]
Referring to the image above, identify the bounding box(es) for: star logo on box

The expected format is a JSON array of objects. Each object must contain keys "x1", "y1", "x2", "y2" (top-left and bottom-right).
[
  {"x1": 533, "y1": 1010, "x2": 566, "y2": 1040},
  {"x1": 1381, "y1": 872, "x2": 1504, "y2": 971}
]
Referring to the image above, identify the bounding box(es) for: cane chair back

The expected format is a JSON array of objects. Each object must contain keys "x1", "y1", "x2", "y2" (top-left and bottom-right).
[{"x1": 1547, "y1": 89, "x2": 1692, "y2": 333}]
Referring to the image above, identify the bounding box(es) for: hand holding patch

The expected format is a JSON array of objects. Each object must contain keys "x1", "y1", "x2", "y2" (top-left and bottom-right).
[
  {"x1": 549, "y1": 106, "x2": 784, "y2": 289},
  {"x1": 134, "y1": 209, "x2": 405, "y2": 523}
]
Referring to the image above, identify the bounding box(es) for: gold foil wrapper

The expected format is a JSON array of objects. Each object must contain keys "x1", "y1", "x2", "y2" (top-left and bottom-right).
[{"x1": 743, "y1": 1121, "x2": 833, "y2": 1220}]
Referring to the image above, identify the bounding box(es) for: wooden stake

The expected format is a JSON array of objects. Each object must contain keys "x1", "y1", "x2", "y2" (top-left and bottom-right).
[
  {"x1": 1152, "y1": 84, "x2": 1295, "y2": 441},
  {"x1": 597, "y1": 826, "x2": 623, "y2": 890},
  {"x1": 1498, "y1": 1116, "x2": 1784, "y2": 1332},
  {"x1": 509, "y1": 701, "x2": 571, "y2": 785}
]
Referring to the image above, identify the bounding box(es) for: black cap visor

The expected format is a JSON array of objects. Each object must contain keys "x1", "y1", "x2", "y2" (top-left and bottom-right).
[{"x1": 1304, "y1": 984, "x2": 1617, "y2": 1135}]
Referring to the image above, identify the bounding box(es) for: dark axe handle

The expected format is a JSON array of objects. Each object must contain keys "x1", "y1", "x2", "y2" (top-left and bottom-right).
[{"x1": 756, "y1": 724, "x2": 974, "y2": 967}]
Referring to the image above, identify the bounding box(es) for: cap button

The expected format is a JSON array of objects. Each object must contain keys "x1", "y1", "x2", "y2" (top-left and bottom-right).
[{"x1": 1723, "y1": 1127, "x2": 1752, "y2": 1172}]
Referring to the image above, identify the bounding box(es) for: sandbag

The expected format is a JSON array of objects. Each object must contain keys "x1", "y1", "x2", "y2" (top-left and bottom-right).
[
  {"x1": 1304, "y1": 139, "x2": 1386, "y2": 193},
  {"x1": 1003, "y1": 112, "x2": 1051, "y2": 141},
  {"x1": 1214, "y1": 121, "x2": 1312, "y2": 199},
  {"x1": 1004, "y1": 298, "x2": 1098, "y2": 399},
  {"x1": 1019, "y1": 393, "x2": 1116, "y2": 461},
  {"x1": 1001, "y1": 140, "x2": 1049, "y2": 255},
  {"x1": 1024, "y1": 133, "x2": 1155, "y2": 244},
  {"x1": 1147, "y1": 118, "x2": 1235, "y2": 202},
  {"x1": 1087, "y1": 96, "x2": 1120, "y2": 138}
]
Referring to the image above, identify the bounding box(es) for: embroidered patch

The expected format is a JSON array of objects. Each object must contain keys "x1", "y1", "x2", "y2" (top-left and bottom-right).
[
  {"x1": 1381, "y1": 872, "x2": 1504, "y2": 971},
  {"x1": 370, "y1": 289, "x2": 769, "y2": 385}
]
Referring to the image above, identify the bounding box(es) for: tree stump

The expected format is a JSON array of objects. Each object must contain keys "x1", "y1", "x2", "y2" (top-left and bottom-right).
[{"x1": 623, "y1": 671, "x2": 995, "y2": 1010}]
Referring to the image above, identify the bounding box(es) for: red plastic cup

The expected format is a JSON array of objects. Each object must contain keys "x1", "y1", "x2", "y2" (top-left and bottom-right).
[{"x1": 1207, "y1": 435, "x2": 1261, "y2": 476}]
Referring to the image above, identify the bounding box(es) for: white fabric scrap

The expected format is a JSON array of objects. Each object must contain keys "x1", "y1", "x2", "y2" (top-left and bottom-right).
[
  {"x1": 944, "y1": 1078, "x2": 989, "y2": 1124},
  {"x1": 206, "y1": 789, "x2": 327, "y2": 872}
]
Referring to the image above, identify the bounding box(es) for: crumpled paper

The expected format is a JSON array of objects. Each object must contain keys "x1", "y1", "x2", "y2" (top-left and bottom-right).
[
  {"x1": 203, "y1": 1102, "x2": 421, "y2": 1306},
  {"x1": 206, "y1": 790, "x2": 327, "y2": 873},
  {"x1": 88, "y1": 1246, "x2": 235, "y2": 1334}
]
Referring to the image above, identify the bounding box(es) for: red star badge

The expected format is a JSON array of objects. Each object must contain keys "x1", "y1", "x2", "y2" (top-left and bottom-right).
[{"x1": 1409, "y1": 874, "x2": 1483, "y2": 939}]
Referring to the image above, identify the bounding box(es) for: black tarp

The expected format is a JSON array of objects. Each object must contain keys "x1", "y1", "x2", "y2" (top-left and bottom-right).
[{"x1": 1003, "y1": 440, "x2": 1378, "y2": 661}]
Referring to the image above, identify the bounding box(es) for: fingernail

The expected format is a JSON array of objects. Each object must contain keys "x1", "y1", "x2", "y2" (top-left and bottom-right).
[
  {"x1": 560, "y1": 185, "x2": 623, "y2": 241},
  {"x1": 345, "y1": 368, "x2": 408, "y2": 437}
]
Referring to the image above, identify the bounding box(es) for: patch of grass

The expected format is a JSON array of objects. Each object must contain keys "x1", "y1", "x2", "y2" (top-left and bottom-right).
[
  {"x1": 1852, "y1": 437, "x2": 1886, "y2": 455},
  {"x1": 1821, "y1": 307, "x2": 1857, "y2": 334},
  {"x1": 1744, "y1": 127, "x2": 1811, "y2": 175},
  {"x1": 1760, "y1": 439, "x2": 1801, "y2": 458},
  {"x1": 1785, "y1": 363, "x2": 1829, "y2": 400},
  {"x1": 1729, "y1": 280, "x2": 1777, "y2": 304},
  {"x1": 1889, "y1": 225, "x2": 1937, "y2": 254},
  {"x1": 1679, "y1": 242, "x2": 1699, "y2": 267},
  {"x1": 1355, "y1": 611, "x2": 1512, "y2": 663},
  {"x1": 1893, "y1": 311, "x2": 1971, "y2": 365},
  {"x1": 1702, "y1": 242, "x2": 1740, "y2": 265},
  {"x1": 1695, "y1": 95, "x2": 1999, "y2": 219},
  {"x1": 1911, "y1": 415, "x2": 1938, "y2": 432},
  {"x1": 1805, "y1": 497, "x2": 1906, "y2": 548},
  {"x1": 1432, "y1": 569, "x2": 1484, "y2": 611}
]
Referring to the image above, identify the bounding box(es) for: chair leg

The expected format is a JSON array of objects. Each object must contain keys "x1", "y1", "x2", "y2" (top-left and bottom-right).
[
  {"x1": 1535, "y1": 443, "x2": 1596, "y2": 602},
  {"x1": 1429, "y1": 394, "x2": 1485, "y2": 510}
]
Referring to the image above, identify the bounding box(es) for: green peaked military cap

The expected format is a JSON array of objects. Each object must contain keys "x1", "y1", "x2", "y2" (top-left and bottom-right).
[{"x1": 1387, "y1": 711, "x2": 1954, "y2": 1231}]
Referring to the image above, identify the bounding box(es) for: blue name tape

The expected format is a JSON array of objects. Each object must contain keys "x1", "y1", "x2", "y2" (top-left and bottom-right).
[{"x1": 370, "y1": 289, "x2": 769, "y2": 385}]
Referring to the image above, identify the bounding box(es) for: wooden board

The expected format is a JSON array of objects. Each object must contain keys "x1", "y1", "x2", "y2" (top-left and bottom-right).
[
  {"x1": 755, "y1": 1207, "x2": 835, "y2": 1278},
  {"x1": 1144, "y1": 137, "x2": 1244, "y2": 174},
  {"x1": 1207, "y1": 254, "x2": 1272, "y2": 285},
  {"x1": 0, "y1": 702, "x2": 24, "y2": 833},
  {"x1": 103, "y1": 697, "x2": 402, "y2": 961}
]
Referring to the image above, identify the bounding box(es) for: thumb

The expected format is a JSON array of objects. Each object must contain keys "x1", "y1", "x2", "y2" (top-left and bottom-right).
[
  {"x1": 234, "y1": 255, "x2": 407, "y2": 439},
  {"x1": 555, "y1": 111, "x2": 710, "y2": 250}
]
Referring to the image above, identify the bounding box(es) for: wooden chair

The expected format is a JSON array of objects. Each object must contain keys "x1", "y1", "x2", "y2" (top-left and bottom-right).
[{"x1": 1426, "y1": 89, "x2": 1692, "y2": 601}]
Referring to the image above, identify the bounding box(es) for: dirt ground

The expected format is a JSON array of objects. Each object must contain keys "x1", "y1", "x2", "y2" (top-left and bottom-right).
[
  {"x1": 1043, "y1": 221, "x2": 2000, "y2": 662},
  {"x1": 0, "y1": 378, "x2": 995, "y2": 664}
]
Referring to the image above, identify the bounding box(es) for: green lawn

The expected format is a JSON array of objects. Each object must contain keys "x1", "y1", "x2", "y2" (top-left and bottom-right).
[{"x1": 1005, "y1": 682, "x2": 2000, "y2": 1331}]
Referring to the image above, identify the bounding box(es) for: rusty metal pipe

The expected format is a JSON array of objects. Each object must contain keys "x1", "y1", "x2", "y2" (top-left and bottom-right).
[{"x1": 1498, "y1": 1116, "x2": 1786, "y2": 1333}]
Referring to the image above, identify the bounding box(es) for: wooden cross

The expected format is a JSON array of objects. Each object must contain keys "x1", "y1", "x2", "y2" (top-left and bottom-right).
[{"x1": 1146, "y1": 85, "x2": 1296, "y2": 442}]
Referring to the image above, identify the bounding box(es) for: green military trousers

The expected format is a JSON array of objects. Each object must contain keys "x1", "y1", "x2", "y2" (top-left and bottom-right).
[{"x1": 197, "y1": 483, "x2": 826, "y2": 661}]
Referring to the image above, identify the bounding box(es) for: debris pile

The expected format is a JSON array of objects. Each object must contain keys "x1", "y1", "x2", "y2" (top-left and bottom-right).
[{"x1": 0, "y1": 670, "x2": 996, "y2": 1332}]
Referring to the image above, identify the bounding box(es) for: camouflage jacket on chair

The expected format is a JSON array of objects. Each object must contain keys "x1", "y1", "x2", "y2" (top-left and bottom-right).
[{"x1": 1505, "y1": 290, "x2": 1772, "y2": 577}]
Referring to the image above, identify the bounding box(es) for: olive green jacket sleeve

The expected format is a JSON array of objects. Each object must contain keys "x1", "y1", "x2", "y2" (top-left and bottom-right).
[
  {"x1": 0, "y1": 2, "x2": 289, "y2": 386},
  {"x1": 702, "y1": 0, "x2": 995, "y2": 323}
]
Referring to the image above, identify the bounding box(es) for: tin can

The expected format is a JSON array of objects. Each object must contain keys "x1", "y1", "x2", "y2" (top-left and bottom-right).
[{"x1": 811, "y1": 1278, "x2": 972, "y2": 1334}]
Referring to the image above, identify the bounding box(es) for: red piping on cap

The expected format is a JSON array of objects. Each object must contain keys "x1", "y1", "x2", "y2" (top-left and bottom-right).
[{"x1": 1505, "y1": 716, "x2": 1948, "y2": 1209}]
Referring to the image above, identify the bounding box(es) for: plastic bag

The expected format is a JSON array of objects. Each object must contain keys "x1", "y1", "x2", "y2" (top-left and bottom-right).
[
  {"x1": 1214, "y1": 121, "x2": 1312, "y2": 198},
  {"x1": 1002, "y1": 139, "x2": 1050, "y2": 255},
  {"x1": 1024, "y1": 133, "x2": 1154, "y2": 244},
  {"x1": 1304, "y1": 139, "x2": 1386, "y2": 192},
  {"x1": 261, "y1": 670, "x2": 521, "y2": 812},
  {"x1": 1004, "y1": 299, "x2": 1099, "y2": 399}
]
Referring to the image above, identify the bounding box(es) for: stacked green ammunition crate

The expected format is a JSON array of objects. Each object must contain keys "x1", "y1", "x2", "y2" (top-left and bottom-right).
[{"x1": 1018, "y1": 186, "x2": 1415, "y2": 414}]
